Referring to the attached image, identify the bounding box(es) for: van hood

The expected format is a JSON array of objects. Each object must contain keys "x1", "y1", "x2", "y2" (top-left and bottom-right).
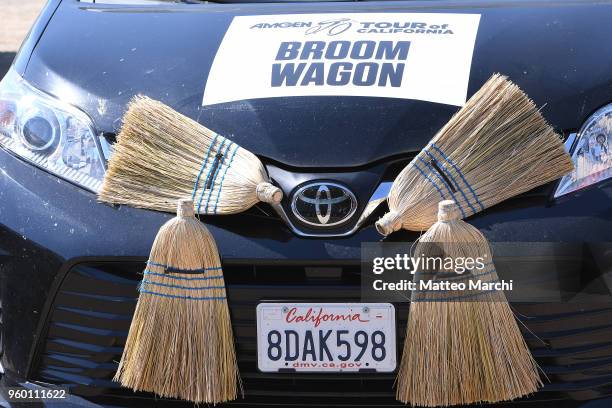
[{"x1": 23, "y1": 0, "x2": 612, "y2": 167}]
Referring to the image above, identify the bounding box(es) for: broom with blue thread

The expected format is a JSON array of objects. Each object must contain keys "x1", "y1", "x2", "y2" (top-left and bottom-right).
[
  {"x1": 114, "y1": 199, "x2": 240, "y2": 403},
  {"x1": 376, "y1": 74, "x2": 573, "y2": 234},
  {"x1": 98, "y1": 96, "x2": 282, "y2": 215},
  {"x1": 397, "y1": 200, "x2": 541, "y2": 406}
]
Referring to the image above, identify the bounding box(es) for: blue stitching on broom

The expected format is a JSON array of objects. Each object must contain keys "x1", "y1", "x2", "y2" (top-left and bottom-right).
[
  {"x1": 144, "y1": 270, "x2": 224, "y2": 280},
  {"x1": 433, "y1": 266, "x2": 497, "y2": 280},
  {"x1": 412, "y1": 287, "x2": 501, "y2": 302},
  {"x1": 203, "y1": 141, "x2": 234, "y2": 214},
  {"x1": 192, "y1": 133, "x2": 220, "y2": 201},
  {"x1": 417, "y1": 156, "x2": 466, "y2": 218},
  {"x1": 147, "y1": 261, "x2": 222, "y2": 273},
  {"x1": 139, "y1": 288, "x2": 226, "y2": 301},
  {"x1": 141, "y1": 279, "x2": 225, "y2": 290},
  {"x1": 196, "y1": 138, "x2": 228, "y2": 214},
  {"x1": 429, "y1": 143, "x2": 485, "y2": 211},
  {"x1": 213, "y1": 143, "x2": 240, "y2": 214},
  {"x1": 413, "y1": 162, "x2": 445, "y2": 201},
  {"x1": 430, "y1": 261, "x2": 495, "y2": 276},
  {"x1": 423, "y1": 150, "x2": 477, "y2": 214}
]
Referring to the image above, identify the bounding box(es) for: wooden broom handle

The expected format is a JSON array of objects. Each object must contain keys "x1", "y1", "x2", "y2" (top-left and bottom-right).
[
  {"x1": 437, "y1": 200, "x2": 460, "y2": 222},
  {"x1": 375, "y1": 211, "x2": 403, "y2": 236},
  {"x1": 256, "y1": 182, "x2": 283, "y2": 204},
  {"x1": 177, "y1": 199, "x2": 195, "y2": 218}
]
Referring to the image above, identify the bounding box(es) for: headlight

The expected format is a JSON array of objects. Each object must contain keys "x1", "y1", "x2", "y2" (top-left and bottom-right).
[
  {"x1": 554, "y1": 104, "x2": 612, "y2": 198},
  {"x1": 0, "y1": 69, "x2": 106, "y2": 192}
]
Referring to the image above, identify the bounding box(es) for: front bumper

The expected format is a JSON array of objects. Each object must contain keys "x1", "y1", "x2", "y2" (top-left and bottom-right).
[{"x1": 1, "y1": 146, "x2": 612, "y2": 407}]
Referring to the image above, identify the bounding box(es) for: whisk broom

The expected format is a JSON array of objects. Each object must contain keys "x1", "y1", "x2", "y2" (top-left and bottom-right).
[
  {"x1": 397, "y1": 200, "x2": 541, "y2": 406},
  {"x1": 98, "y1": 96, "x2": 282, "y2": 214},
  {"x1": 114, "y1": 199, "x2": 240, "y2": 404},
  {"x1": 376, "y1": 74, "x2": 573, "y2": 234}
]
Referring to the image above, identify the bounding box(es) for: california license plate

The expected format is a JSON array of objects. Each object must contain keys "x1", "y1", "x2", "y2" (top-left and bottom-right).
[{"x1": 256, "y1": 303, "x2": 396, "y2": 372}]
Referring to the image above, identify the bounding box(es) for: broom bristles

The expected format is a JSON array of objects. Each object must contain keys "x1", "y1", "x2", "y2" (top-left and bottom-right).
[
  {"x1": 98, "y1": 96, "x2": 282, "y2": 214},
  {"x1": 378, "y1": 74, "x2": 574, "y2": 233},
  {"x1": 396, "y1": 201, "x2": 541, "y2": 406},
  {"x1": 114, "y1": 199, "x2": 241, "y2": 403},
  {"x1": 398, "y1": 301, "x2": 541, "y2": 406}
]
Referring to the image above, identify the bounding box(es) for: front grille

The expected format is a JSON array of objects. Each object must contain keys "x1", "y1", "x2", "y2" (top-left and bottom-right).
[{"x1": 31, "y1": 262, "x2": 612, "y2": 406}]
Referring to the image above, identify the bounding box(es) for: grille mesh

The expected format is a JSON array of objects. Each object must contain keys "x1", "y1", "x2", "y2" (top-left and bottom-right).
[{"x1": 31, "y1": 262, "x2": 612, "y2": 406}]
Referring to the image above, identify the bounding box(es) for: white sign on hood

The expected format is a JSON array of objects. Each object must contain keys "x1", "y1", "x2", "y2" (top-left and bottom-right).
[{"x1": 203, "y1": 13, "x2": 481, "y2": 107}]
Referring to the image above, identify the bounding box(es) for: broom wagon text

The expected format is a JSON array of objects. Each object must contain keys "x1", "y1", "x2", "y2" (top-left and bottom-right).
[{"x1": 272, "y1": 40, "x2": 410, "y2": 88}]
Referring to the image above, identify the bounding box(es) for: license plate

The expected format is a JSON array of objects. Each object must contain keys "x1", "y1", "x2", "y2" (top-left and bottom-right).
[{"x1": 256, "y1": 303, "x2": 396, "y2": 372}]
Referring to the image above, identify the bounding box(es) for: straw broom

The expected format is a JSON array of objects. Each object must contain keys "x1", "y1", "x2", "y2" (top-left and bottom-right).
[
  {"x1": 376, "y1": 74, "x2": 573, "y2": 234},
  {"x1": 397, "y1": 200, "x2": 541, "y2": 406},
  {"x1": 98, "y1": 96, "x2": 282, "y2": 214},
  {"x1": 114, "y1": 199, "x2": 240, "y2": 403}
]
